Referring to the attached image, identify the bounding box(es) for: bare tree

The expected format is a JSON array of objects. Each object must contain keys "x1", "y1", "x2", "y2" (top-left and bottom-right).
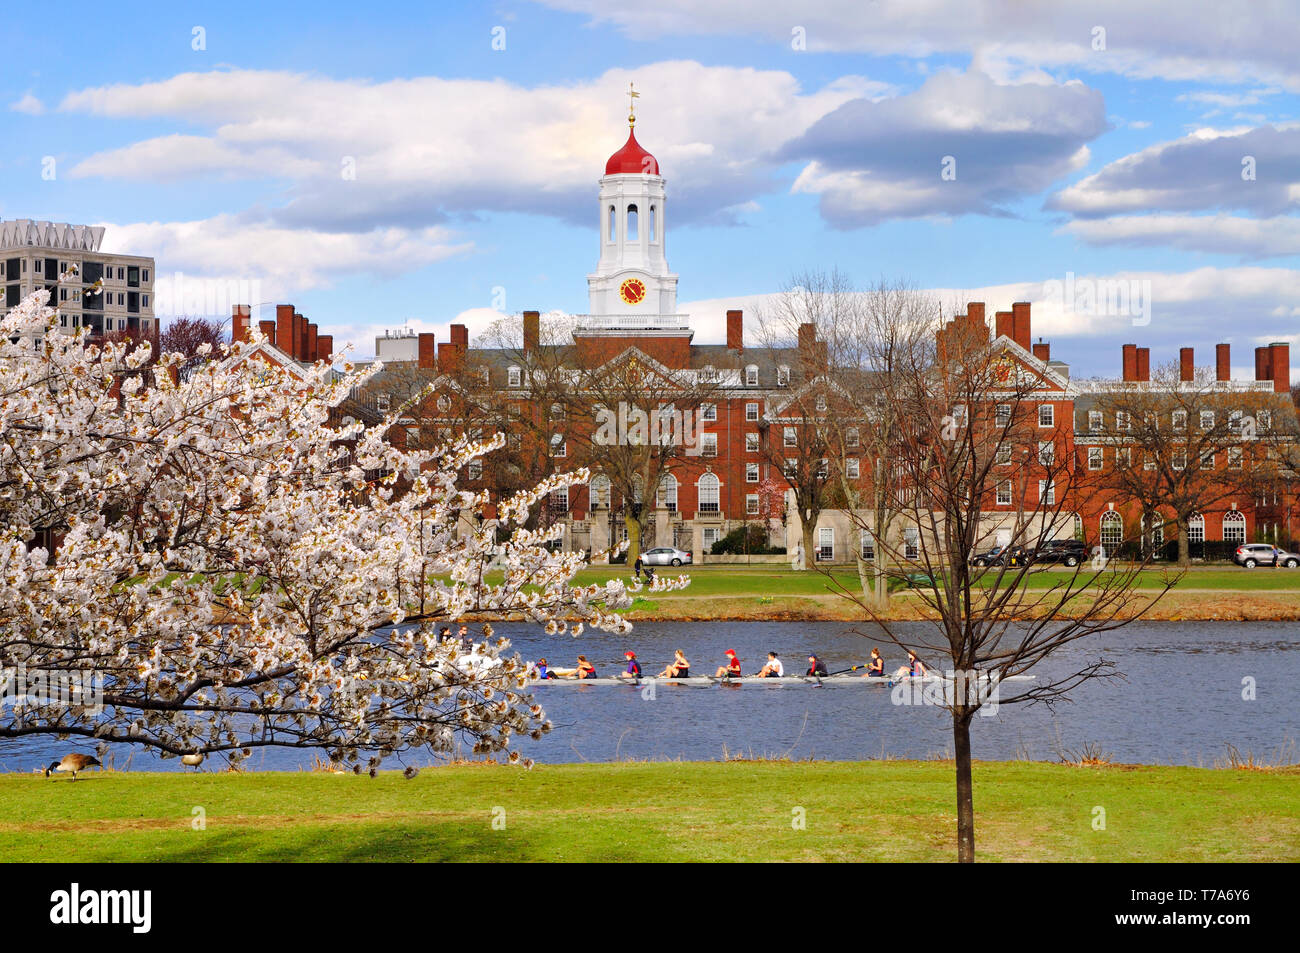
[
  {"x1": 827, "y1": 307, "x2": 1172, "y2": 862},
  {"x1": 1086, "y1": 364, "x2": 1283, "y2": 565},
  {"x1": 823, "y1": 280, "x2": 941, "y2": 605},
  {"x1": 752, "y1": 270, "x2": 855, "y2": 569},
  {"x1": 566, "y1": 350, "x2": 724, "y2": 564}
]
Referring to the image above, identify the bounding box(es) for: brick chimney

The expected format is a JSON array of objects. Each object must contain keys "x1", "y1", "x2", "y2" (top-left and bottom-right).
[
  {"x1": 522, "y1": 310, "x2": 539, "y2": 354},
  {"x1": 1269, "y1": 342, "x2": 1290, "y2": 393},
  {"x1": 1032, "y1": 339, "x2": 1050, "y2": 362},
  {"x1": 294, "y1": 312, "x2": 308, "y2": 361},
  {"x1": 798, "y1": 322, "x2": 816, "y2": 352},
  {"x1": 450, "y1": 323, "x2": 469, "y2": 352},
  {"x1": 1136, "y1": 347, "x2": 1150, "y2": 382},
  {"x1": 316, "y1": 334, "x2": 333, "y2": 365},
  {"x1": 726, "y1": 309, "x2": 743, "y2": 350},
  {"x1": 276, "y1": 305, "x2": 295, "y2": 356},
  {"x1": 418, "y1": 332, "x2": 436, "y2": 369},
  {"x1": 258, "y1": 319, "x2": 277, "y2": 345},
  {"x1": 1011, "y1": 302, "x2": 1032, "y2": 352},
  {"x1": 306, "y1": 323, "x2": 319, "y2": 363},
  {"x1": 1216, "y1": 343, "x2": 1231, "y2": 381},
  {"x1": 1255, "y1": 346, "x2": 1270, "y2": 383},
  {"x1": 438, "y1": 341, "x2": 463, "y2": 372},
  {"x1": 966, "y1": 301, "x2": 986, "y2": 334},
  {"x1": 232, "y1": 304, "x2": 251, "y2": 344},
  {"x1": 1179, "y1": 347, "x2": 1194, "y2": 382},
  {"x1": 995, "y1": 310, "x2": 1013, "y2": 341},
  {"x1": 1122, "y1": 344, "x2": 1138, "y2": 381}
]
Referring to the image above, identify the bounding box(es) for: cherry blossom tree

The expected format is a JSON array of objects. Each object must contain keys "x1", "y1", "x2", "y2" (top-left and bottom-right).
[{"x1": 0, "y1": 287, "x2": 683, "y2": 770}]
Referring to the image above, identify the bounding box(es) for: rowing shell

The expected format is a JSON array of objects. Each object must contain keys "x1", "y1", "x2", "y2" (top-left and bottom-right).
[{"x1": 527, "y1": 674, "x2": 1035, "y2": 688}]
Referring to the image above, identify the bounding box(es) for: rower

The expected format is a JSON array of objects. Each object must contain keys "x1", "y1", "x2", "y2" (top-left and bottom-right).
[
  {"x1": 658, "y1": 649, "x2": 690, "y2": 678},
  {"x1": 893, "y1": 652, "x2": 927, "y2": 679},
  {"x1": 535, "y1": 658, "x2": 551, "y2": 679},
  {"x1": 755, "y1": 652, "x2": 784, "y2": 678},
  {"x1": 575, "y1": 655, "x2": 597, "y2": 679},
  {"x1": 618, "y1": 651, "x2": 642, "y2": 680},
  {"x1": 714, "y1": 649, "x2": 742, "y2": 679},
  {"x1": 864, "y1": 648, "x2": 885, "y2": 677},
  {"x1": 806, "y1": 654, "x2": 828, "y2": 677}
]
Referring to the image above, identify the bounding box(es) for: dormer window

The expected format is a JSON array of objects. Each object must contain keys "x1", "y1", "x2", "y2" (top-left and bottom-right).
[
  {"x1": 777, "y1": 366, "x2": 790, "y2": 387},
  {"x1": 745, "y1": 365, "x2": 758, "y2": 386},
  {"x1": 508, "y1": 366, "x2": 521, "y2": 387},
  {"x1": 700, "y1": 365, "x2": 717, "y2": 382}
]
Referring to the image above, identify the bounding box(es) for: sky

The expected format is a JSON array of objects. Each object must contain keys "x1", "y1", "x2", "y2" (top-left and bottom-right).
[{"x1": 2, "y1": 0, "x2": 1298, "y2": 381}]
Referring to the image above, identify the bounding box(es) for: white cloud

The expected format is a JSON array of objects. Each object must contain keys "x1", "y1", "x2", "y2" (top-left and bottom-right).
[
  {"x1": 1048, "y1": 123, "x2": 1300, "y2": 218},
  {"x1": 534, "y1": 0, "x2": 1300, "y2": 92},
  {"x1": 9, "y1": 93, "x2": 44, "y2": 115},
  {"x1": 103, "y1": 215, "x2": 473, "y2": 316},
  {"x1": 60, "y1": 64, "x2": 886, "y2": 230},
  {"x1": 1061, "y1": 214, "x2": 1300, "y2": 258},
  {"x1": 782, "y1": 68, "x2": 1105, "y2": 225}
]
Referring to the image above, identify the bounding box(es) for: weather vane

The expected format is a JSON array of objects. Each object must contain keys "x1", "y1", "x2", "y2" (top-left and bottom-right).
[{"x1": 628, "y1": 81, "x2": 639, "y2": 126}]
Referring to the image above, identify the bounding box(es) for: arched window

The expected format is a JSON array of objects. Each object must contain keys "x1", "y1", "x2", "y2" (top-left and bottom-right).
[
  {"x1": 626, "y1": 203, "x2": 638, "y2": 241},
  {"x1": 649, "y1": 204, "x2": 657, "y2": 242},
  {"x1": 608, "y1": 205, "x2": 616, "y2": 242},
  {"x1": 698, "y1": 472, "x2": 720, "y2": 514},
  {"x1": 589, "y1": 475, "x2": 610, "y2": 509},
  {"x1": 1188, "y1": 513, "x2": 1205, "y2": 543},
  {"x1": 1100, "y1": 511, "x2": 1123, "y2": 557},
  {"x1": 1222, "y1": 510, "x2": 1246, "y2": 543},
  {"x1": 656, "y1": 473, "x2": 678, "y2": 512}
]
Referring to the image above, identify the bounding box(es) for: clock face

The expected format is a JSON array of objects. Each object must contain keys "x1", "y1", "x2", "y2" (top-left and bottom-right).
[{"x1": 619, "y1": 277, "x2": 647, "y2": 305}]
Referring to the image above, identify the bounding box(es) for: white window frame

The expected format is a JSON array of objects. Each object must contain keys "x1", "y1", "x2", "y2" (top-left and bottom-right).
[
  {"x1": 1038, "y1": 404, "x2": 1054, "y2": 427},
  {"x1": 996, "y1": 481, "x2": 1012, "y2": 506},
  {"x1": 1088, "y1": 447, "x2": 1103, "y2": 470},
  {"x1": 745, "y1": 402, "x2": 759, "y2": 421},
  {"x1": 745, "y1": 463, "x2": 759, "y2": 483}
]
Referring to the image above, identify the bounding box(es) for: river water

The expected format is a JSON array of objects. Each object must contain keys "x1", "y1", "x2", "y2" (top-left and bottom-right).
[{"x1": 4, "y1": 621, "x2": 1296, "y2": 771}]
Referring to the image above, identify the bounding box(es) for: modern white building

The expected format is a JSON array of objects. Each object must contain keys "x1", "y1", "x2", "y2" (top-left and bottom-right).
[{"x1": 0, "y1": 218, "x2": 156, "y2": 342}]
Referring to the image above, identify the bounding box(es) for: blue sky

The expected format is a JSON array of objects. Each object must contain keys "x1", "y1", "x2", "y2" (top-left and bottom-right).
[{"x1": 3, "y1": 0, "x2": 1298, "y2": 380}]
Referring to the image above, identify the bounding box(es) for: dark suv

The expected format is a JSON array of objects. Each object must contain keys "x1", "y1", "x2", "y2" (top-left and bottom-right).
[
  {"x1": 970, "y1": 545, "x2": 1031, "y2": 567},
  {"x1": 1233, "y1": 543, "x2": 1300, "y2": 568},
  {"x1": 1034, "y1": 539, "x2": 1088, "y2": 567}
]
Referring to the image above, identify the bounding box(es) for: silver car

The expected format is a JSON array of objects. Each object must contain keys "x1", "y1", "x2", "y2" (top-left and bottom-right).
[{"x1": 640, "y1": 546, "x2": 693, "y2": 567}]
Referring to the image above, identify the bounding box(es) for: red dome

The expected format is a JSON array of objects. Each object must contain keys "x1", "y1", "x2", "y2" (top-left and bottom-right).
[{"x1": 605, "y1": 127, "x2": 659, "y2": 175}]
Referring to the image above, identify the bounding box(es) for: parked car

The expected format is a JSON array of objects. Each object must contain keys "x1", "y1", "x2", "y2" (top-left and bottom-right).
[
  {"x1": 640, "y1": 546, "x2": 693, "y2": 567},
  {"x1": 970, "y1": 545, "x2": 1031, "y2": 567},
  {"x1": 1233, "y1": 543, "x2": 1300, "y2": 568},
  {"x1": 1034, "y1": 538, "x2": 1088, "y2": 567}
]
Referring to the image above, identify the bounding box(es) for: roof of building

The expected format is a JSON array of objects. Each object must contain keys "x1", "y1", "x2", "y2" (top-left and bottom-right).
[{"x1": 605, "y1": 126, "x2": 659, "y2": 176}]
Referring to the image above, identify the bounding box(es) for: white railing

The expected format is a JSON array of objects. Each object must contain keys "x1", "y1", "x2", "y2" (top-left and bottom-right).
[{"x1": 575, "y1": 313, "x2": 690, "y2": 331}]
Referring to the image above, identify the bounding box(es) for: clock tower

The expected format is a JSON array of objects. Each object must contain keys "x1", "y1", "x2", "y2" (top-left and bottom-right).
[{"x1": 585, "y1": 88, "x2": 681, "y2": 322}]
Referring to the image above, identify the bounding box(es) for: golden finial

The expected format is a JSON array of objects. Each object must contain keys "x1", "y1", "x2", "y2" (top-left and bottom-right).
[{"x1": 627, "y1": 82, "x2": 639, "y2": 127}]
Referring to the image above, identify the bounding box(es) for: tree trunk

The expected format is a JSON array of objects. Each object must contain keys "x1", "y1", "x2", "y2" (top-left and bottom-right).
[
  {"x1": 800, "y1": 519, "x2": 816, "y2": 571},
  {"x1": 625, "y1": 513, "x2": 642, "y2": 565},
  {"x1": 1177, "y1": 516, "x2": 1190, "y2": 568},
  {"x1": 953, "y1": 710, "x2": 976, "y2": 863}
]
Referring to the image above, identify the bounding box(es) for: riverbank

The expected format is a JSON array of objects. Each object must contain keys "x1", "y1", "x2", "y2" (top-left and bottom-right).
[
  {"x1": 590, "y1": 566, "x2": 1300, "y2": 622},
  {"x1": 2, "y1": 761, "x2": 1295, "y2": 862}
]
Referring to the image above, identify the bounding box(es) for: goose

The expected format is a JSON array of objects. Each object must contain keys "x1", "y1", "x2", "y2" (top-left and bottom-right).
[
  {"x1": 44, "y1": 753, "x2": 102, "y2": 780},
  {"x1": 180, "y1": 753, "x2": 204, "y2": 769}
]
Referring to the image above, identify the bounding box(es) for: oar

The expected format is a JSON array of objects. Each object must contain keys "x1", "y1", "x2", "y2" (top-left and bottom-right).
[{"x1": 828, "y1": 663, "x2": 875, "y2": 676}]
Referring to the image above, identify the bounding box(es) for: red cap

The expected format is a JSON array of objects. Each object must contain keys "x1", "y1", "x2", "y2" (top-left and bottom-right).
[
  {"x1": 725, "y1": 649, "x2": 736, "y2": 656},
  {"x1": 625, "y1": 651, "x2": 636, "y2": 658}
]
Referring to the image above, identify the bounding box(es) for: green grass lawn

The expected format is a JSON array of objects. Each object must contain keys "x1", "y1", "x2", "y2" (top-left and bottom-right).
[
  {"x1": 1, "y1": 761, "x2": 1294, "y2": 862},
  {"x1": 570, "y1": 564, "x2": 1300, "y2": 594}
]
